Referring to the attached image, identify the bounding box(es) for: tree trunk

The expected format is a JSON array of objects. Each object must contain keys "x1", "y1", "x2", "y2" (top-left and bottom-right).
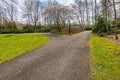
[
  {"x1": 91, "y1": 0, "x2": 94, "y2": 24},
  {"x1": 85, "y1": 0, "x2": 89, "y2": 25},
  {"x1": 113, "y1": 0, "x2": 118, "y2": 39},
  {"x1": 34, "y1": 22, "x2": 37, "y2": 33},
  {"x1": 94, "y1": 0, "x2": 97, "y2": 24},
  {"x1": 104, "y1": 0, "x2": 109, "y2": 32}
]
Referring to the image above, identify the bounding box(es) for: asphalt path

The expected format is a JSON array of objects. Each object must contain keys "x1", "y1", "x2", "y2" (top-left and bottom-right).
[{"x1": 0, "y1": 31, "x2": 91, "y2": 80}]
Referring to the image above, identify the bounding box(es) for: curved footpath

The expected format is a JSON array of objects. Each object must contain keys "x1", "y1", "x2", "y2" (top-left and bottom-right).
[{"x1": 0, "y1": 31, "x2": 91, "y2": 80}]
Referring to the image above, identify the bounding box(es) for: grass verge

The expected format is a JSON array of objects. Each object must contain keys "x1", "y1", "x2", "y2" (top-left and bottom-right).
[
  {"x1": 90, "y1": 34, "x2": 120, "y2": 80},
  {"x1": 0, "y1": 34, "x2": 49, "y2": 63}
]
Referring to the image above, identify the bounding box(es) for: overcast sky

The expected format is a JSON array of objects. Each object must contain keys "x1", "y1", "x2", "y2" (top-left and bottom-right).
[
  {"x1": 18, "y1": 0, "x2": 74, "y2": 6},
  {"x1": 54, "y1": 0, "x2": 74, "y2": 5},
  {"x1": 18, "y1": 0, "x2": 101, "y2": 8}
]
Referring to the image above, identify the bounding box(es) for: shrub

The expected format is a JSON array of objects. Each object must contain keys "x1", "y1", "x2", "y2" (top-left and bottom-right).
[
  {"x1": 23, "y1": 24, "x2": 34, "y2": 33},
  {"x1": 92, "y1": 16, "x2": 107, "y2": 33},
  {"x1": 1, "y1": 29, "x2": 13, "y2": 33},
  {"x1": 85, "y1": 25, "x2": 93, "y2": 30},
  {"x1": 118, "y1": 30, "x2": 120, "y2": 34},
  {"x1": 62, "y1": 26, "x2": 81, "y2": 35},
  {"x1": 50, "y1": 29, "x2": 59, "y2": 34},
  {"x1": 92, "y1": 16, "x2": 115, "y2": 36},
  {"x1": 98, "y1": 32, "x2": 106, "y2": 37},
  {"x1": 39, "y1": 26, "x2": 52, "y2": 32},
  {"x1": 92, "y1": 15, "x2": 120, "y2": 36}
]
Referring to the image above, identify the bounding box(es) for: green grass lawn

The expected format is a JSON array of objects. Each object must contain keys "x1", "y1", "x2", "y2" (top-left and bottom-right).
[
  {"x1": 90, "y1": 34, "x2": 120, "y2": 80},
  {"x1": 0, "y1": 34, "x2": 49, "y2": 63}
]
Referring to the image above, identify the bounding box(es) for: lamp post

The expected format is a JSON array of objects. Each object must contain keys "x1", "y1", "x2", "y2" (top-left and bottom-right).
[{"x1": 68, "y1": 20, "x2": 71, "y2": 35}]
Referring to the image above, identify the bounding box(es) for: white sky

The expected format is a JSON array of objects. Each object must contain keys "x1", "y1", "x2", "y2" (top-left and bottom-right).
[
  {"x1": 18, "y1": 0, "x2": 101, "y2": 7},
  {"x1": 18, "y1": 0, "x2": 74, "y2": 6},
  {"x1": 57, "y1": 0, "x2": 100, "y2": 5}
]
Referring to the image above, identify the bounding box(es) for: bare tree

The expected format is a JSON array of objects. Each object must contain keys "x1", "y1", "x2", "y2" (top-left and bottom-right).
[
  {"x1": 113, "y1": 0, "x2": 118, "y2": 39},
  {"x1": 0, "y1": 0, "x2": 18, "y2": 30},
  {"x1": 85, "y1": 0, "x2": 89, "y2": 25},
  {"x1": 72, "y1": 0, "x2": 86, "y2": 30},
  {"x1": 101, "y1": 0, "x2": 109, "y2": 32},
  {"x1": 42, "y1": 1, "x2": 73, "y2": 32},
  {"x1": 23, "y1": 0, "x2": 42, "y2": 32},
  {"x1": 72, "y1": 0, "x2": 95, "y2": 30},
  {"x1": 94, "y1": 0, "x2": 97, "y2": 23},
  {"x1": 8, "y1": 2, "x2": 17, "y2": 22}
]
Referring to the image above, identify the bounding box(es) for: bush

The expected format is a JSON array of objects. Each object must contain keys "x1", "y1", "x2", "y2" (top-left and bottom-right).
[
  {"x1": 62, "y1": 26, "x2": 81, "y2": 35},
  {"x1": 0, "y1": 22, "x2": 21, "y2": 34},
  {"x1": 85, "y1": 25, "x2": 93, "y2": 30},
  {"x1": 0, "y1": 29, "x2": 13, "y2": 33},
  {"x1": 50, "y1": 29, "x2": 59, "y2": 34},
  {"x1": 23, "y1": 24, "x2": 34, "y2": 33},
  {"x1": 39, "y1": 26, "x2": 52, "y2": 32},
  {"x1": 98, "y1": 32, "x2": 106, "y2": 37},
  {"x1": 48, "y1": 24, "x2": 66, "y2": 32},
  {"x1": 117, "y1": 29, "x2": 120, "y2": 34},
  {"x1": 92, "y1": 16, "x2": 107, "y2": 33},
  {"x1": 92, "y1": 16, "x2": 115, "y2": 36}
]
